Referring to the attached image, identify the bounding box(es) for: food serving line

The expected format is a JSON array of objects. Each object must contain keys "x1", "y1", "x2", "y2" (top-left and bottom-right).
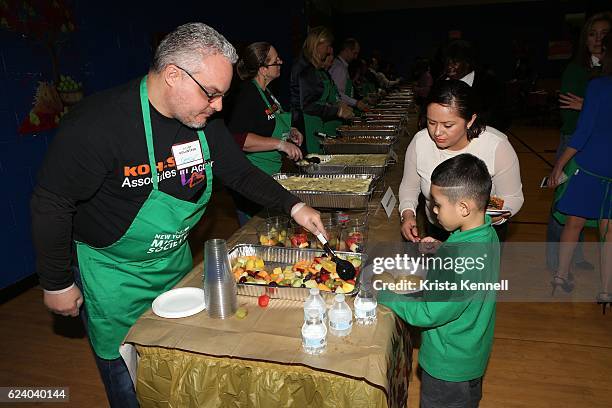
[{"x1": 125, "y1": 86, "x2": 417, "y2": 408}]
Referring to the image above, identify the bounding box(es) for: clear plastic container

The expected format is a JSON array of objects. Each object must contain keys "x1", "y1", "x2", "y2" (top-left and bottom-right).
[
  {"x1": 354, "y1": 287, "x2": 377, "y2": 325},
  {"x1": 256, "y1": 216, "x2": 290, "y2": 246},
  {"x1": 340, "y1": 218, "x2": 368, "y2": 253},
  {"x1": 328, "y1": 294, "x2": 353, "y2": 337},
  {"x1": 302, "y1": 309, "x2": 327, "y2": 355}
]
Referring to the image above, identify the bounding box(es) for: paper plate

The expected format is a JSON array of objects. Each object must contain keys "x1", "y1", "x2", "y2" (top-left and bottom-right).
[{"x1": 152, "y1": 287, "x2": 206, "y2": 319}]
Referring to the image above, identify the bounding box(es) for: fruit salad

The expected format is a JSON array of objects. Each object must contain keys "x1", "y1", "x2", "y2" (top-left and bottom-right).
[
  {"x1": 232, "y1": 255, "x2": 362, "y2": 294},
  {"x1": 258, "y1": 226, "x2": 288, "y2": 246},
  {"x1": 344, "y1": 231, "x2": 364, "y2": 253}
]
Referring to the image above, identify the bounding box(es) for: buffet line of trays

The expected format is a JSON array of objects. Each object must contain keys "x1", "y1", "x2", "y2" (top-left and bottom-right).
[
  {"x1": 229, "y1": 87, "x2": 415, "y2": 301},
  {"x1": 274, "y1": 87, "x2": 415, "y2": 210}
]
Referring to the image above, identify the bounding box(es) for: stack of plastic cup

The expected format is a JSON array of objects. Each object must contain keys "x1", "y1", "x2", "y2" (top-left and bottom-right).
[{"x1": 203, "y1": 239, "x2": 237, "y2": 319}]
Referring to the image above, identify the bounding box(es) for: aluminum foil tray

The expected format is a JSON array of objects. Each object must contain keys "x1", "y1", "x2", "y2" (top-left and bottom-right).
[
  {"x1": 338, "y1": 124, "x2": 398, "y2": 137},
  {"x1": 229, "y1": 244, "x2": 367, "y2": 300},
  {"x1": 296, "y1": 155, "x2": 388, "y2": 178},
  {"x1": 321, "y1": 135, "x2": 396, "y2": 154},
  {"x1": 272, "y1": 173, "x2": 376, "y2": 209}
]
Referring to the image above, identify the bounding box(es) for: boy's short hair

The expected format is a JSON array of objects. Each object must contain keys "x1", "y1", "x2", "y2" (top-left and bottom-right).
[{"x1": 431, "y1": 153, "x2": 492, "y2": 211}]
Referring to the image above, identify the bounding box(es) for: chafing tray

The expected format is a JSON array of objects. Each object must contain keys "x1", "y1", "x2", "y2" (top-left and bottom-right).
[
  {"x1": 229, "y1": 244, "x2": 367, "y2": 300},
  {"x1": 350, "y1": 118, "x2": 401, "y2": 127},
  {"x1": 321, "y1": 135, "x2": 396, "y2": 154},
  {"x1": 338, "y1": 124, "x2": 398, "y2": 137},
  {"x1": 272, "y1": 173, "x2": 376, "y2": 209},
  {"x1": 296, "y1": 154, "x2": 389, "y2": 178}
]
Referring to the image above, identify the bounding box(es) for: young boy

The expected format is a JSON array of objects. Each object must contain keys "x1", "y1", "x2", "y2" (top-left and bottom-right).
[{"x1": 380, "y1": 153, "x2": 500, "y2": 408}]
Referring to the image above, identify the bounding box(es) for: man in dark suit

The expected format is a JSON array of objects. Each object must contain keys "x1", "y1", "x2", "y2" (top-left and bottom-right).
[{"x1": 442, "y1": 40, "x2": 510, "y2": 132}]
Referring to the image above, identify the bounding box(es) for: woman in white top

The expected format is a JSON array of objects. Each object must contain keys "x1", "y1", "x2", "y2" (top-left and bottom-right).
[{"x1": 399, "y1": 79, "x2": 524, "y2": 242}]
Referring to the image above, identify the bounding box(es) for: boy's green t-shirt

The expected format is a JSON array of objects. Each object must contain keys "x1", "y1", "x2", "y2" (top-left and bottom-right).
[{"x1": 380, "y1": 217, "x2": 500, "y2": 382}]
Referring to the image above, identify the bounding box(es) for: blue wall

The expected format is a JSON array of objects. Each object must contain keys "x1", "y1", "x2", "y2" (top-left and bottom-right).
[{"x1": 0, "y1": 0, "x2": 303, "y2": 289}]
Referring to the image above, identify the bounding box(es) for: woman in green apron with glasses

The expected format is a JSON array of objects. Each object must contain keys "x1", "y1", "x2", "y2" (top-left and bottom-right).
[
  {"x1": 227, "y1": 42, "x2": 304, "y2": 225},
  {"x1": 32, "y1": 24, "x2": 327, "y2": 407},
  {"x1": 290, "y1": 26, "x2": 354, "y2": 154}
]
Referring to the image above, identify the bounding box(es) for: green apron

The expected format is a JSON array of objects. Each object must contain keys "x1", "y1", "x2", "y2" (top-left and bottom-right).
[
  {"x1": 246, "y1": 80, "x2": 292, "y2": 175},
  {"x1": 345, "y1": 76, "x2": 355, "y2": 99},
  {"x1": 553, "y1": 158, "x2": 603, "y2": 231},
  {"x1": 75, "y1": 76, "x2": 213, "y2": 359},
  {"x1": 303, "y1": 69, "x2": 343, "y2": 154}
]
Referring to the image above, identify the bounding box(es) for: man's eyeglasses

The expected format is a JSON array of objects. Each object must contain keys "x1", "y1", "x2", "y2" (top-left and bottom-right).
[{"x1": 175, "y1": 65, "x2": 225, "y2": 103}]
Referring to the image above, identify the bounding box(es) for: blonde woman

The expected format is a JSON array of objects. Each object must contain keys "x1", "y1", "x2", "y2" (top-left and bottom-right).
[{"x1": 290, "y1": 26, "x2": 353, "y2": 153}]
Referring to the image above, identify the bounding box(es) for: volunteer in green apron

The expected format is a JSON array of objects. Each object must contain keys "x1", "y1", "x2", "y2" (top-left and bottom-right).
[
  {"x1": 303, "y1": 68, "x2": 345, "y2": 153},
  {"x1": 34, "y1": 24, "x2": 328, "y2": 408},
  {"x1": 290, "y1": 27, "x2": 354, "y2": 155},
  {"x1": 227, "y1": 42, "x2": 304, "y2": 225},
  {"x1": 76, "y1": 77, "x2": 212, "y2": 361},
  {"x1": 328, "y1": 38, "x2": 370, "y2": 115}
]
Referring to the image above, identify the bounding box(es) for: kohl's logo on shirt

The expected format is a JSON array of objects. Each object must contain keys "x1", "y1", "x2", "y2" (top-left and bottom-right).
[{"x1": 121, "y1": 156, "x2": 207, "y2": 189}]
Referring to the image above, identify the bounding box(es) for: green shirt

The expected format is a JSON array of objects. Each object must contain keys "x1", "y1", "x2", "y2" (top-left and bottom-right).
[
  {"x1": 560, "y1": 62, "x2": 590, "y2": 136},
  {"x1": 379, "y1": 218, "x2": 500, "y2": 381}
]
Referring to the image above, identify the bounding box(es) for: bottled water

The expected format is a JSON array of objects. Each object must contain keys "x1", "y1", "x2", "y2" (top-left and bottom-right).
[
  {"x1": 328, "y1": 294, "x2": 353, "y2": 337},
  {"x1": 302, "y1": 309, "x2": 327, "y2": 355},
  {"x1": 354, "y1": 287, "x2": 377, "y2": 325},
  {"x1": 304, "y1": 288, "x2": 327, "y2": 323}
]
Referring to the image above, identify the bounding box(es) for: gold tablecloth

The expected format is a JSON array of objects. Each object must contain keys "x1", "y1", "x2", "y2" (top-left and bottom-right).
[{"x1": 125, "y1": 118, "x2": 415, "y2": 408}]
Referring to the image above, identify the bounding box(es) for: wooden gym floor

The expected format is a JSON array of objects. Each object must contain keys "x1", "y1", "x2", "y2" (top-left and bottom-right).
[{"x1": 0, "y1": 124, "x2": 609, "y2": 407}]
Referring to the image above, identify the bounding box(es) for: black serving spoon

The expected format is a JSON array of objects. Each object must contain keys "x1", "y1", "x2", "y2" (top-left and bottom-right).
[
  {"x1": 315, "y1": 232, "x2": 356, "y2": 280},
  {"x1": 302, "y1": 156, "x2": 321, "y2": 164}
]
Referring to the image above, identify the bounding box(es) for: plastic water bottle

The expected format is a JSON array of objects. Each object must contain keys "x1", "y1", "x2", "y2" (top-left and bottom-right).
[
  {"x1": 302, "y1": 309, "x2": 327, "y2": 355},
  {"x1": 304, "y1": 288, "x2": 327, "y2": 323},
  {"x1": 328, "y1": 294, "x2": 353, "y2": 337},
  {"x1": 354, "y1": 287, "x2": 377, "y2": 325}
]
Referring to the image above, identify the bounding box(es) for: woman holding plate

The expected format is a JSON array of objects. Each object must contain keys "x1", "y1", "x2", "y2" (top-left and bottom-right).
[{"x1": 398, "y1": 80, "x2": 524, "y2": 242}]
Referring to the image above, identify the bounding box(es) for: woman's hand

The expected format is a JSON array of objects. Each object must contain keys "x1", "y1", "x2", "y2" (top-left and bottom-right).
[
  {"x1": 277, "y1": 140, "x2": 303, "y2": 161},
  {"x1": 559, "y1": 92, "x2": 583, "y2": 111},
  {"x1": 289, "y1": 128, "x2": 303, "y2": 146},
  {"x1": 547, "y1": 165, "x2": 565, "y2": 188},
  {"x1": 400, "y1": 210, "x2": 420, "y2": 242},
  {"x1": 338, "y1": 103, "x2": 354, "y2": 119}
]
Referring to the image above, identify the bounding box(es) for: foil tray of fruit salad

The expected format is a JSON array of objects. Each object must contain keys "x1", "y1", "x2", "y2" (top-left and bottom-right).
[{"x1": 228, "y1": 244, "x2": 366, "y2": 300}]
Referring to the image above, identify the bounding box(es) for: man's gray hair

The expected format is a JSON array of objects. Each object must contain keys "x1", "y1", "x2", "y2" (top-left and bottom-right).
[{"x1": 152, "y1": 22, "x2": 238, "y2": 73}]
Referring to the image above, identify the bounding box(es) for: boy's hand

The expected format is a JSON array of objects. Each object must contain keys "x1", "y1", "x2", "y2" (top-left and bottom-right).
[{"x1": 418, "y1": 236, "x2": 441, "y2": 254}]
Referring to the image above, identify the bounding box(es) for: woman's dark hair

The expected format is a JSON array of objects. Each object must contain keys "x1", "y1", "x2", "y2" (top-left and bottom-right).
[
  {"x1": 574, "y1": 12, "x2": 612, "y2": 70},
  {"x1": 602, "y1": 32, "x2": 612, "y2": 76},
  {"x1": 236, "y1": 42, "x2": 272, "y2": 80},
  {"x1": 425, "y1": 79, "x2": 485, "y2": 140}
]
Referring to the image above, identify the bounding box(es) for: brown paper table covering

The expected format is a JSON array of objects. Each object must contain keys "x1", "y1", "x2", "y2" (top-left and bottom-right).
[{"x1": 125, "y1": 117, "x2": 416, "y2": 408}]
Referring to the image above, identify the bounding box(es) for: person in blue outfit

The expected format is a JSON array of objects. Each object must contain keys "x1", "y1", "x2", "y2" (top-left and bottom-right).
[{"x1": 548, "y1": 33, "x2": 612, "y2": 307}]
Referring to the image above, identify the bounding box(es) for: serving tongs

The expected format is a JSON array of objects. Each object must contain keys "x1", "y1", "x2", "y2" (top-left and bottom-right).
[{"x1": 315, "y1": 232, "x2": 356, "y2": 280}]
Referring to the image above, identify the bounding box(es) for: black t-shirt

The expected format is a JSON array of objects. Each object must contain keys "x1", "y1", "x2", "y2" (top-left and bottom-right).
[
  {"x1": 226, "y1": 80, "x2": 281, "y2": 137},
  {"x1": 31, "y1": 78, "x2": 300, "y2": 290}
]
